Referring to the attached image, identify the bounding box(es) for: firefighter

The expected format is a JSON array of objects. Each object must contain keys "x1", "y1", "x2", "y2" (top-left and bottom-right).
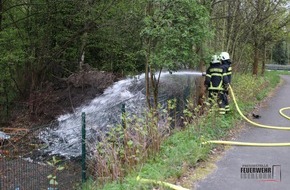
[
  {"x1": 204, "y1": 55, "x2": 229, "y2": 115},
  {"x1": 220, "y1": 52, "x2": 232, "y2": 113}
]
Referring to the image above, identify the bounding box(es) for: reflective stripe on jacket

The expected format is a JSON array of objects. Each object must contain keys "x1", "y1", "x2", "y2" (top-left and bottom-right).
[{"x1": 204, "y1": 63, "x2": 229, "y2": 91}]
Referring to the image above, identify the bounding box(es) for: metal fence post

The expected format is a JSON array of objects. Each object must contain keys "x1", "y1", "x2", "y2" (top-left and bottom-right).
[
  {"x1": 183, "y1": 83, "x2": 190, "y2": 110},
  {"x1": 81, "y1": 112, "x2": 86, "y2": 184},
  {"x1": 121, "y1": 103, "x2": 126, "y2": 129}
]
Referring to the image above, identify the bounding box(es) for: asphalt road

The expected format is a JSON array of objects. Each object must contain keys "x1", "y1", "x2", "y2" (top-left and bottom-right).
[{"x1": 195, "y1": 75, "x2": 290, "y2": 190}]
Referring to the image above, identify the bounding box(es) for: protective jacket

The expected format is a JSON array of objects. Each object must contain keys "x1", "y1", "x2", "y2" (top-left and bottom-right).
[
  {"x1": 204, "y1": 63, "x2": 229, "y2": 91},
  {"x1": 222, "y1": 60, "x2": 232, "y2": 83},
  {"x1": 204, "y1": 63, "x2": 229, "y2": 115},
  {"x1": 221, "y1": 60, "x2": 232, "y2": 112}
]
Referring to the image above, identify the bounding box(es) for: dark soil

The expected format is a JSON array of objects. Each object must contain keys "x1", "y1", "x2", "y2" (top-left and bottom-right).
[
  {"x1": 2, "y1": 69, "x2": 119, "y2": 156},
  {"x1": 7, "y1": 69, "x2": 118, "y2": 128}
]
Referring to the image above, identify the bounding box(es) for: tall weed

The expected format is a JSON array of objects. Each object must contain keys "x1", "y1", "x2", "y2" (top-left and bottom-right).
[{"x1": 87, "y1": 100, "x2": 176, "y2": 185}]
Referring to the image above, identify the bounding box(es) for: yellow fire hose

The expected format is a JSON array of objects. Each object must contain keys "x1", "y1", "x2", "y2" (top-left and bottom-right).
[
  {"x1": 229, "y1": 85, "x2": 290, "y2": 130},
  {"x1": 203, "y1": 85, "x2": 290, "y2": 146},
  {"x1": 279, "y1": 107, "x2": 290, "y2": 120},
  {"x1": 137, "y1": 85, "x2": 290, "y2": 190},
  {"x1": 202, "y1": 141, "x2": 290, "y2": 147},
  {"x1": 136, "y1": 176, "x2": 190, "y2": 190}
]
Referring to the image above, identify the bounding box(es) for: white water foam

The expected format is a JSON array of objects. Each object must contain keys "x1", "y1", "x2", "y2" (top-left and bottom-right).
[{"x1": 38, "y1": 71, "x2": 202, "y2": 158}]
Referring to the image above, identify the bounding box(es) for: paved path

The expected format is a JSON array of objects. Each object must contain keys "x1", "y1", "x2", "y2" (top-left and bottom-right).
[{"x1": 195, "y1": 75, "x2": 290, "y2": 190}]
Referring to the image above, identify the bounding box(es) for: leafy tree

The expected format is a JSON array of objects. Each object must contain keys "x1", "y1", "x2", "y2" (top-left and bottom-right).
[
  {"x1": 0, "y1": 0, "x2": 289, "y2": 121},
  {"x1": 85, "y1": 1, "x2": 145, "y2": 75},
  {"x1": 0, "y1": 0, "x2": 27, "y2": 119},
  {"x1": 140, "y1": 0, "x2": 211, "y2": 109},
  {"x1": 273, "y1": 40, "x2": 288, "y2": 65},
  {"x1": 0, "y1": 0, "x2": 144, "y2": 120}
]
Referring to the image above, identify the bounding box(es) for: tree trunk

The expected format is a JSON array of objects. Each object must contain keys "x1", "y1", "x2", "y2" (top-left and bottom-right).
[
  {"x1": 253, "y1": 41, "x2": 259, "y2": 75},
  {"x1": 145, "y1": 54, "x2": 151, "y2": 109},
  {"x1": 195, "y1": 44, "x2": 206, "y2": 107},
  {"x1": 261, "y1": 43, "x2": 266, "y2": 75},
  {"x1": 150, "y1": 69, "x2": 156, "y2": 109},
  {"x1": 79, "y1": 0, "x2": 90, "y2": 70},
  {"x1": 145, "y1": 1, "x2": 153, "y2": 109},
  {"x1": 79, "y1": 32, "x2": 87, "y2": 70}
]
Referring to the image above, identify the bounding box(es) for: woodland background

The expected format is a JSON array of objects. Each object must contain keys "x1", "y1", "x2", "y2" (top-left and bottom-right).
[{"x1": 0, "y1": 0, "x2": 289, "y2": 125}]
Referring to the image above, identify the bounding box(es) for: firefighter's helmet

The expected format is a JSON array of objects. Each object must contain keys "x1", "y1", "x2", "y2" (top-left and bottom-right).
[
  {"x1": 220, "y1": 52, "x2": 230, "y2": 60},
  {"x1": 211, "y1": 55, "x2": 220, "y2": 64}
]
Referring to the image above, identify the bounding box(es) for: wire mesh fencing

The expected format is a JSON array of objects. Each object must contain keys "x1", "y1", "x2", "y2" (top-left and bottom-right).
[
  {"x1": 0, "y1": 121, "x2": 82, "y2": 190},
  {"x1": 0, "y1": 74, "x2": 199, "y2": 189},
  {"x1": 0, "y1": 157, "x2": 80, "y2": 190},
  {"x1": 83, "y1": 77, "x2": 197, "y2": 185}
]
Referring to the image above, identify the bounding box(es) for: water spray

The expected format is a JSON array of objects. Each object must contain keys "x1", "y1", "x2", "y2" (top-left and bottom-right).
[{"x1": 168, "y1": 70, "x2": 205, "y2": 76}]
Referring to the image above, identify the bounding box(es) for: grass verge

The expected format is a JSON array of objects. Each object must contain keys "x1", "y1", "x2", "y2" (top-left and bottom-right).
[{"x1": 81, "y1": 71, "x2": 286, "y2": 190}]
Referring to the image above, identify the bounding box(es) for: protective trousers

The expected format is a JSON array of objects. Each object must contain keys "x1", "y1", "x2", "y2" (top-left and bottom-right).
[
  {"x1": 224, "y1": 90, "x2": 230, "y2": 113},
  {"x1": 208, "y1": 90, "x2": 226, "y2": 115}
]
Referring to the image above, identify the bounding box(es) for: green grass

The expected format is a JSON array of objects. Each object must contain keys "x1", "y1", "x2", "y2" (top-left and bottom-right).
[{"x1": 81, "y1": 70, "x2": 285, "y2": 190}]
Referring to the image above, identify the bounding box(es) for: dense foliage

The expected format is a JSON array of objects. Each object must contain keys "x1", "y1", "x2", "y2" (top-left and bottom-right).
[
  {"x1": 0, "y1": 0, "x2": 289, "y2": 120},
  {"x1": 273, "y1": 40, "x2": 288, "y2": 64}
]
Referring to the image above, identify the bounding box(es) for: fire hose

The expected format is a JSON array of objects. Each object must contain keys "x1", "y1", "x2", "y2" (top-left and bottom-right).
[
  {"x1": 136, "y1": 176, "x2": 190, "y2": 190},
  {"x1": 203, "y1": 85, "x2": 290, "y2": 146},
  {"x1": 137, "y1": 84, "x2": 290, "y2": 190}
]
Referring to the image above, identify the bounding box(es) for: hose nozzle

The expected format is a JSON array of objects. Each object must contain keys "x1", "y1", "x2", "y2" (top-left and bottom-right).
[{"x1": 202, "y1": 72, "x2": 206, "y2": 76}]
